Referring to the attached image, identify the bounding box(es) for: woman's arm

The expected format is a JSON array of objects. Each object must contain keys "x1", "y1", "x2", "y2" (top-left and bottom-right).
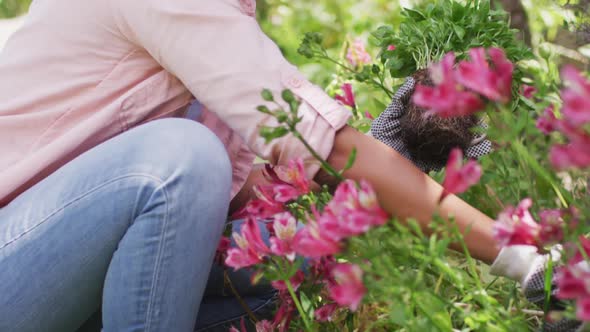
[{"x1": 318, "y1": 126, "x2": 500, "y2": 264}]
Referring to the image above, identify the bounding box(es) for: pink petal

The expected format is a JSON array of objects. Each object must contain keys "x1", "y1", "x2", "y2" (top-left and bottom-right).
[
  {"x1": 346, "y1": 39, "x2": 372, "y2": 67},
  {"x1": 225, "y1": 248, "x2": 262, "y2": 270},
  {"x1": 441, "y1": 148, "x2": 482, "y2": 198},
  {"x1": 292, "y1": 226, "x2": 341, "y2": 258},
  {"x1": 413, "y1": 83, "x2": 484, "y2": 117},
  {"x1": 536, "y1": 105, "x2": 558, "y2": 135},
  {"x1": 571, "y1": 236, "x2": 590, "y2": 265},
  {"x1": 314, "y1": 303, "x2": 339, "y2": 322},
  {"x1": 255, "y1": 320, "x2": 275, "y2": 332},
  {"x1": 272, "y1": 185, "x2": 300, "y2": 203},
  {"x1": 550, "y1": 138, "x2": 590, "y2": 170},
  {"x1": 275, "y1": 158, "x2": 310, "y2": 194},
  {"x1": 521, "y1": 84, "x2": 537, "y2": 99},
  {"x1": 335, "y1": 83, "x2": 356, "y2": 109},
  {"x1": 273, "y1": 212, "x2": 298, "y2": 240},
  {"x1": 492, "y1": 199, "x2": 541, "y2": 247},
  {"x1": 455, "y1": 47, "x2": 513, "y2": 103},
  {"x1": 576, "y1": 297, "x2": 590, "y2": 321},
  {"x1": 538, "y1": 209, "x2": 565, "y2": 245},
  {"x1": 429, "y1": 52, "x2": 456, "y2": 85},
  {"x1": 556, "y1": 263, "x2": 590, "y2": 301},
  {"x1": 343, "y1": 83, "x2": 356, "y2": 108},
  {"x1": 271, "y1": 270, "x2": 305, "y2": 291},
  {"x1": 328, "y1": 263, "x2": 366, "y2": 311}
]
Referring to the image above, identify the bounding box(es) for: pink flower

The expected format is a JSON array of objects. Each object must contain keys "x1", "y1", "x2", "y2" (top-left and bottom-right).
[
  {"x1": 250, "y1": 160, "x2": 310, "y2": 211},
  {"x1": 314, "y1": 303, "x2": 339, "y2": 322},
  {"x1": 413, "y1": 52, "x2": 485, "y2": 117},
  {"x1": 269, "y1": 212, "x2": 298, "y2": 260},
  {"x1": 493, "y1": 198, "x2": 541, "y2": 247},
  {"x1": 273, "y1": 159, "x2": 310, "y2": 194},
  {"x1": 225, "y1": 244, "x2": 262, "y2": 271},
  {"x1": 570, "y1": 236, "x2": 590, "y2": 265},
  {"x1": 271, "y1": 270, "x2": 305, "y2": 291},
  {"x1": 346, "y1": 38, "x2": 372, "y2": 67},
  {"x1": 270, "y1": 185, "x2": 300, "y2": 203},
  {"x1": 246, "y1": 185, "x2": 285, "y2": 218},
  {"x1": 521, "y1": 84, "x2": 537, "y2": 99},
  {"x1": 364, "y1": 111, "x2": 374, "y2": 120},
  {"x1": 536, "y1": 105, "x2": 558, "y2": 135},
  {"x1": 560, "y1": 65, "x2": 590, "y2": 125},
  {"x1": 309, "y1": 256, "x2": 336, "y2": 281},
  {"x1": 229, "y1": 317, "x2": 248, "y2": 332},
  {"x1": 413, "y1": 84, "x2": 485, "y2": 117},
  {"x1": 550, "y1": 135, "x2": 590, "y2": 170},
  {"x1": 255, "y1": 320, "x2": 274, "y2": 332},
  {"x1": 273, "y1": 292, "x2": 295, "y2": 331},
  {"x1": 292, "y1": 221, "x2": 341, "y2": 259},
  {"x1": 556, "y1": 264, "x2": 590, "y2": 299},
  {"x1": 225, "y1": 218, "x2": 270, "y2": 270},
  {"x1": 576, "y1": 297, "x2": 590, "y2": 321},
  {"x1": 334, "y1": 83, "x2": 356, "y2": 109},
  {"x1": 321, "y1": 180, "x2": 388, "y2": 240},
  {"x1": 387, "y1": 44, "x2": 396, "y2": 51},
  {"x1": 238, "y1": 0, "x2": 256, "y2": 17},
  {"x1": 555, "y1": 257, "x2": 590, "y2": 321},
  {"x1": 328, "y1": 263, "x2": 366, "y2": 311},
  {"x1": 440, "y1": 148, "x2": 482, "y2": 201},
  {"x1": 538, "y1": 209, "x2": 565, "y2": 245},
  {"x1": 455, "y1": 47, "x2": 514, "y2": 103}
]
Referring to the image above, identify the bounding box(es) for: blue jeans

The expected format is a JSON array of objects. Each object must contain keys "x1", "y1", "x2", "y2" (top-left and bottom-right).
[{"x1": 0, "y1": 119, "x2": 273, "y2": 332}]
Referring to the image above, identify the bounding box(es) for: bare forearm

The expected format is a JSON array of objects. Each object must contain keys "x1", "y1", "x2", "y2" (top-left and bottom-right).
[{"x1": 318, "y1": 126, "x2": 500, "y2": 264}]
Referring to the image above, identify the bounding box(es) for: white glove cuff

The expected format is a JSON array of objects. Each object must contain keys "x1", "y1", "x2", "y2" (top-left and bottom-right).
[{"x1": 490, "y1": 245, "x2": 543, "y2": 284}]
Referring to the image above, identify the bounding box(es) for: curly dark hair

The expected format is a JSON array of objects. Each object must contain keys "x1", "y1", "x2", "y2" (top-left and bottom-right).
[{"x1": 399, "y1": 69, "x2": 479, "y2": 167}]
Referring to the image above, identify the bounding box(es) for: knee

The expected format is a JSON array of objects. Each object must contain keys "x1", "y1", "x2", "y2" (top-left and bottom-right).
[{"x1": 131, "y1": 119, "x2": 232, "y2": 194}]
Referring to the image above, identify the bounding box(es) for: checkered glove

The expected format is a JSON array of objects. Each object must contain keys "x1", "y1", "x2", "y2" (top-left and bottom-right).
[
  {"x1": 369, "y1": 77, "x2": 492, "y2": 172},
  {"x1": 491, "y1": 246, "x2": 584, "y2": 332}
]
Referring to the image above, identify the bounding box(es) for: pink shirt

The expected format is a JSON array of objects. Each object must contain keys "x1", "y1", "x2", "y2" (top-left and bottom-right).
[{"x1": 0, "y1": 0, "x2": 350, "y2": 206}]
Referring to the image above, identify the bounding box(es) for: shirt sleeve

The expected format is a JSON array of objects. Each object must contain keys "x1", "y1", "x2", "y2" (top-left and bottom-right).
[{"x1": 111, "y1": 0, "x2": 351, "y2": 180}]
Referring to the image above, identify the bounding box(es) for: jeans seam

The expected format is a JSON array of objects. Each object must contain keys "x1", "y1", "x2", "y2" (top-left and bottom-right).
[
  {"x1": 144, "y1": 180, "x2": 170, "y2": 332},
  {"x1": 0, "y1": 173, "x2": 165, "y2": 251}
]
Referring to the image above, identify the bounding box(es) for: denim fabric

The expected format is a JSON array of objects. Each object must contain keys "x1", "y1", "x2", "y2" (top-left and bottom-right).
[{"x1": 0, "y1": 119, "x2": 234, "y2": 332}]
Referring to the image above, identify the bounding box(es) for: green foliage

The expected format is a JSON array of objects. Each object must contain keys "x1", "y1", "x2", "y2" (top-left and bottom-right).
[
  {"x1": 372, "y1": 0, "x2": 533, "y2": 78},
  {"x1": 0, "y1": 0, "x2": 30, "y2": 19},
  {"x1": 347, "y1": 220, "x2": 533, "y2": 331}
]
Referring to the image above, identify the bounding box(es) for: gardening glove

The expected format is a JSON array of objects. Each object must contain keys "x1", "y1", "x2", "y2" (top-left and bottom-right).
[
  {"x1": 490, "y1": 245, "x2": 585, "y2": 332},
  {"x1": 369, "y1": 77, "x2": 492, "y2": 172}
]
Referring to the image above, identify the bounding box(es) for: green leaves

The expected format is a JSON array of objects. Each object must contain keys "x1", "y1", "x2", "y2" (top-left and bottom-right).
[
  {"x1": 372, "y1": 0, "x2": 532, "y2": 78},
  {"x1": 339, "y1": 147, "x2": 357, "y2": 175},
  {"x1": 297, "y1": 32, "x2": 326, "y2": 59},
  {"x1": 402, "y1": 8, "x2": 426, "y2": 22},
  {"x1": 261, "y1": 89, "x2": 274, "y2": 102},
  {"x1": 260, "y1": 126, "x2": 289, "y2": 143}
]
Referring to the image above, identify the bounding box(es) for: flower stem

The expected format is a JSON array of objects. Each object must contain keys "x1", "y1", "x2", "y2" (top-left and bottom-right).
[
  {"x1": 224, "y1": 271, "x2": 259, "y2": 323},
  {"x1": 318, "y1": 55, "x2": 394, "y2": 97},
  {"x1": 291, "y1": 129, "x2": 344, "y2": 181},
  {"x1": 286, "y1": 279, "x2": 314, "y2": 331}
]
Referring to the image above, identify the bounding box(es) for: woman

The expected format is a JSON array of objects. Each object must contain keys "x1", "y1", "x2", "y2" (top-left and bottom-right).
[{"x1": 0, "y1": 0, "x2": 553, "y2": 331}]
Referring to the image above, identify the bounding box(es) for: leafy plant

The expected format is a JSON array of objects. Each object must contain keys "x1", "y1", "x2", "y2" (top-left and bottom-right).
[{"x1": 372, "y1": 0, "x2": 533, "y2": 78}]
